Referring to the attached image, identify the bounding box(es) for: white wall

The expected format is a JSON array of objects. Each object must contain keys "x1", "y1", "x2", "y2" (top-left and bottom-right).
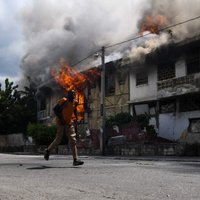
[
  {"x1": 159, "y1": 111, "x2": 200, "y2": 141},
  {"x1": 130, "y1": 65, "x2": 157, "y2": 102}
]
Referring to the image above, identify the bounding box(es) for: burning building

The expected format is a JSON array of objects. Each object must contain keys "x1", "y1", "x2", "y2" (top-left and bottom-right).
[
  {"x1": 128, "y1": 35, "x2": 200, "y2": 143},
  {"x1": 36, "y1": 28, "x2": 200, "y2": 146},
  {"x1": 21, "y1": 0, "x2": 200, "y2": 148},
  {"x1": 36, "y1": 58, "x2": 129, "y2": 139}
]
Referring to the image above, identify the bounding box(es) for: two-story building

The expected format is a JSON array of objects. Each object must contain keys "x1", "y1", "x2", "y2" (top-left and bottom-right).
[
  {"x1": 36, "y1": 35, "x2": 200, "y2": 144},
  {"x1": 129, "y1": 35, "x2": 200, "y2": 143}
]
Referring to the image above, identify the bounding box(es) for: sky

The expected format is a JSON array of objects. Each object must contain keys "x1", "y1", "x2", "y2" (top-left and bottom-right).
[
  {"x1": 0, "y1": 0, "x2": 27, "y2": 86},
  {"x1": 0, "y1": 0, "x2": 200, "y2": 88},
  {"x1": 0, "y1": 0, "x2": 146, "y2": 87}
]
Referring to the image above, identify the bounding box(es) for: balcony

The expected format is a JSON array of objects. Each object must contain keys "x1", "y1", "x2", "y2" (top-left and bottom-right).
[{"x1": 157, "y1": 73, "x2": 200, "y2": 98}]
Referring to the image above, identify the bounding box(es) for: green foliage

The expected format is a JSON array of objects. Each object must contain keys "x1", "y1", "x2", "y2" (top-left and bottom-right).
[
  {"x1": 105, "y1": 112, "x2": 133, "y2": 128},
  {"x1": 27, "y1": 123, "x2": 57, "y2": 145},
  {"x1": 105, "y1": 112, "x2": 156, "y2": 137},
  {"x1": 105, "y1": 112, "x2": 151, "y2": 130},
  {"x1": 115, "y1": 112, "x2": 134, "y2": 124},
  {"x1": 0, "y1": 78, "x2": 37, "y2": 135},
  {"x1": 136, "y1": 114, "x2": 150, "y2": 129},
  {"x1": 146, "y1": 125, "x2": 156, "y2": 136},
  {"x1": 105, "y1": 115, "x2": 116, "y2": 128}
]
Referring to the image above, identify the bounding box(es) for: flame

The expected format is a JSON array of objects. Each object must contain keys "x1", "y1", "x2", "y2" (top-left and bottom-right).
[
  {"x1": 51, "y1": 59, "x2": 100, "y2": 121},
  {"x1": 139, "y1": 15, "x2": 168, "y2": 35}
]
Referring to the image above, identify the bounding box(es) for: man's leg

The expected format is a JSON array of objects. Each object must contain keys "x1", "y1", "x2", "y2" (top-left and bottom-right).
[
  {"x1": 66, "y1": 125, "x2": 84, "y2": 166},
  {"x1": 44, "y1": 125, "x2": 64, "y2": 160}
]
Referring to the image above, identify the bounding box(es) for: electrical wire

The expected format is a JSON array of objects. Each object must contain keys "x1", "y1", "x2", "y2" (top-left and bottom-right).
[
  {"x1": 106, "y1": 15, "x2": 200, "y2": 49},
  {"x1": 71, "y1": 15, "x2": 200, "y2": 67}
]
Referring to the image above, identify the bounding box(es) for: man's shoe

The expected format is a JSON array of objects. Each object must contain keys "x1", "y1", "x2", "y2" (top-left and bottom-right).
[
  {"x1": 73, "y1": 159, "x2": 84, "y2": 166},
  {"x1": 44, "y1": 149, "x2": 49, "y2": 161}
]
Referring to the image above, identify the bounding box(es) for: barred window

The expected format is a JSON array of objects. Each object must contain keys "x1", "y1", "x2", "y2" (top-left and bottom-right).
[
  {"x1": 158, "y1": 63, "x2": 175, "y2": 81},
  {"x1": 186, "y1": 48, "x2": 200, "y2": 75}
]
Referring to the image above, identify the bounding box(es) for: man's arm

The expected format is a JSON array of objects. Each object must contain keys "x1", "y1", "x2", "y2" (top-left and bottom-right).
[{"x1": 57, "y1": 98, "x2": 67, "y2": 125}]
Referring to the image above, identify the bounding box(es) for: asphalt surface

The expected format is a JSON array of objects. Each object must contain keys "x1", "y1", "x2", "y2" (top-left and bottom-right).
[{"x1": 0, "y1": 153, "x2": 200, "y2": 200}]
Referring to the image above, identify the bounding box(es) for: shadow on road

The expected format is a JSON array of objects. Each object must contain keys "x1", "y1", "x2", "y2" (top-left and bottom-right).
[{"x1": 26, "y1": 165, "x2": 82, "y2": 170}]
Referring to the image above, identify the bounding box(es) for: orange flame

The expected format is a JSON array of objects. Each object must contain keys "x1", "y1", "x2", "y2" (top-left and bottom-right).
[
  {"x1": 51, "y1": 59, "x2": 100, "y2": 121},
  {"x1": 139, "y1": 15, "x2": 168, "y2": 35}
]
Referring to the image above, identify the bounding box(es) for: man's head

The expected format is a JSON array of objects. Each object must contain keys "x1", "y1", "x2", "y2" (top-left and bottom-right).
[{"x1": 68, "y1": 89, "x2": 75, "y2": 102}]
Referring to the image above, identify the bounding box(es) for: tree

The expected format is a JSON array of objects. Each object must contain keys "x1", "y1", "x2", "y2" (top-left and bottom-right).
[{"x1": 0, "y1": 78, "x2": 37, "y2": 135}]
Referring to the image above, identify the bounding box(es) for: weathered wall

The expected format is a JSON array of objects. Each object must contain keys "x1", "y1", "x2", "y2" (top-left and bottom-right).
[
  {"x1": 175, "y1": 59, "x2": 186, "y2": 77},
  {"x1": 0, "y1": 133, "x2": 24, "y2": 147},
  {"x1": 129, "y1": 65, "x2": 157, "y2": 103},
  {"x1": 159, "y1": 111, "x2": 200, "y2": 141}
]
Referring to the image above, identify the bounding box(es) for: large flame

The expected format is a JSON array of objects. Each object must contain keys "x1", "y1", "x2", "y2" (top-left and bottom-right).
[
  {"x1": 139, "y1": 15, "x2": 168, "y2": 35},
  {"x1": 51, "y1": 59, "x2": 100, "y2": 121}
]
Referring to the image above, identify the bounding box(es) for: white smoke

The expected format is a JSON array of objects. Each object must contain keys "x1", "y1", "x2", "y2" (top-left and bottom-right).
[
  {"x1": 19, "y1": 0, "x2": 200, "y2": 86},
  {"x1": 20, "y1": 0, "x2": 149, "y2": 85},
  {"x1": 126, "y1": 0, "x2": 200, "y2": 63},
  {"x1": 126, "y1": 33, "x2": 170, "y2": 63}
]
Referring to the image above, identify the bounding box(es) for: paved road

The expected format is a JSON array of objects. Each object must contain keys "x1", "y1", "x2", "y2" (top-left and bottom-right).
[{"x1": 0, "y1": 153, "x2": 200, "y2": 200}]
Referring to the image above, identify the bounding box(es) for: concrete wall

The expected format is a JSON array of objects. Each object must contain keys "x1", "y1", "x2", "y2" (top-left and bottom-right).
[
  {"x1": 130, "y1": 65, "x2": 157, "y2": 102},
  {"x1": 175, "y1": 58, "x2": 186, "y2": 77},
  {"x1": 0, "y1": 133, "x2": 24, "y2": 147},
  {"x1": 159, "y1": 111, "x2": 200, "y2": 141}
]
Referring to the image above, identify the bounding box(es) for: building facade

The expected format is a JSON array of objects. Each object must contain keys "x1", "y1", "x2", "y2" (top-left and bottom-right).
[
  {"x1": 36, "y1": 36, "x2": 200, "y2": 144},
  {"x1": 129, "y1": 36, "x2": 200, "y2": 142}
]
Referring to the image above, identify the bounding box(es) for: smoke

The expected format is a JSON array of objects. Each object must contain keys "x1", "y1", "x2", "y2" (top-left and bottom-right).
[
  {"x1": 126, "y1": 0, "x2": 200, "y2": 63},
  {"x1": 19, "y1": 0, "x2": 200, "y2": 86},
  {"x1": 144, "y1": 0, "x2": 200, "y2": 39},
  {"x1": 19, "y1": 0, "x2": 147, "y2": 86}
]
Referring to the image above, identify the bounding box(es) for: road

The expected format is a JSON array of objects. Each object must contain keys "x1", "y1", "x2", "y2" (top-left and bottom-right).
[{"x1": 0, "y1": 153, "x2": 200, "y2": 200}]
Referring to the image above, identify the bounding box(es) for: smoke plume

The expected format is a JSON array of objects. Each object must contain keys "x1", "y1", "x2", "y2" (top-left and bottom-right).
[
  {"x1": 19, "y1": 0, "x2": 200, "y2": 86},
  {"x1": 126, "y1": 0, "x2": 200, "y2": 62}
]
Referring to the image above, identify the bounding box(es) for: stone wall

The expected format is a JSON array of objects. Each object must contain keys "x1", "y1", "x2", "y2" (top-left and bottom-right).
[
  {"x1": 0, "y1": 133, "x2": 24, "y2": 147},
  {"x1": 106, "y1": 143, "x2": 178, "y2": 156},
  {"x1": 33, "y1": 143, "x2": 200, "y2": 156},
  {"x1": 0, "y1": 133, "x2": 25, "y2": 153}
]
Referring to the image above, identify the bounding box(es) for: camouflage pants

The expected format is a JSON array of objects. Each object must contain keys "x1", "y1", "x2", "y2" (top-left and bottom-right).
[{"x1": 47, "y1": 124, "x2": 78, "y2": 160}]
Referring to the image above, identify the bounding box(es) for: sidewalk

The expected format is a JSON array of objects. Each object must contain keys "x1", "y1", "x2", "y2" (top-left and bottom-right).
[{"x1": 95, "y1": 155, "x2": 200, "y2": 162}]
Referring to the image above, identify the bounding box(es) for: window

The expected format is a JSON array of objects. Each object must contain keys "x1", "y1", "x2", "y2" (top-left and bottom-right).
[
  {"x1": 160, "y1": 99, "x2": 176, "y2": 113},
  {"x1": 188, "y1": 118, "x2": 200, "y2": 133},
  {"x1": 105, "y1": 62, "x2": 115, "y2": 96},
  {"x1": 179, "y1": 94, "x2": 200, "y2": 112},
  {"x1": 105, "y1": 74, "x2": 115, "y2": 96},
  {"x1": 136, "y1": 71, "x2": 148, "y2": 86},
  {"x1": 158, "y1": 63, "x2": 175, "y2": 81},
  {"x1": 186, "y1": 48, "x2": 200, "y2": 75},
  {"x1": 117, "y1": 71, "x2": 126, "y2": 84},
  {"x1": 40, "y1": 98, "x2": 46, "y2": 111}
]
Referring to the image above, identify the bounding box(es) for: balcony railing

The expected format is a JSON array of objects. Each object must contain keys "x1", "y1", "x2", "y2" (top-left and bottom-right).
[{"x1": 157, "y1": 74, "x2": 195, "y2": 90}]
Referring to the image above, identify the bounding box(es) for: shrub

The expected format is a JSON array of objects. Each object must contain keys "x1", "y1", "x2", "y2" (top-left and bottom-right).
[
  {"x1": 136, "y1": 114, "x2": 150, "y2": 129},
  {"x1": 105, "y1": 116, "x2": 116, "y2": 128},
  {"x1": 27, "y1": 123, "x2": 57, "y2": 145},
  {"x1": 105, "y1": 112, "x2": 133, "y2": 128},
  {"x1": 115, "y1": 112, "x2": 134, "y2": 124}
]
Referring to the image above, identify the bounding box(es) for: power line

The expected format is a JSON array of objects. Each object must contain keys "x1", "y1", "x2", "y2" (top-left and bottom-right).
[
  {"x1": 71, "y1": 49, "x2": 101, "y2": 67},
  {"x1": 106, "y1": 15, "x2": 200, "y2": 49},
  {"x1": 71, "y1": 15, "x2": 200, "y2": 67}
]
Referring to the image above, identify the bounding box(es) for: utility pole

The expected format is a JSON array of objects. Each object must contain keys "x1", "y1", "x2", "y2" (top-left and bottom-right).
[{"x1": 100, "y1": 46, "x2": 105, "y2": 155}]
